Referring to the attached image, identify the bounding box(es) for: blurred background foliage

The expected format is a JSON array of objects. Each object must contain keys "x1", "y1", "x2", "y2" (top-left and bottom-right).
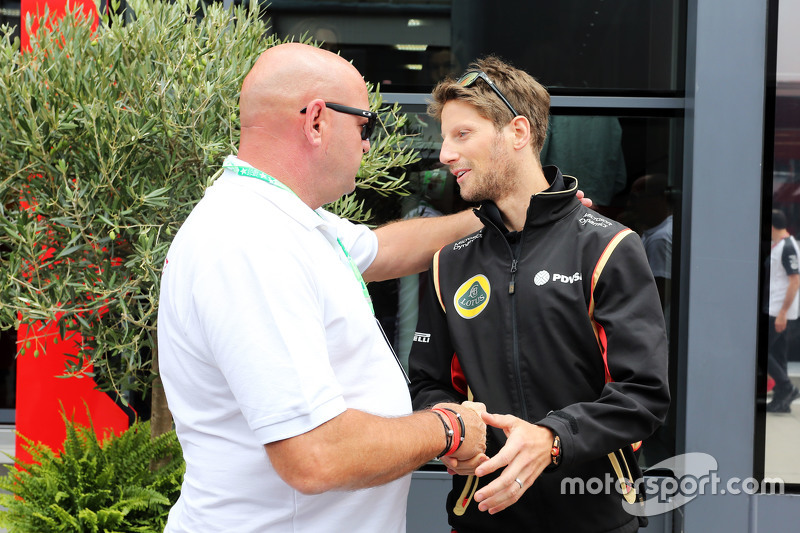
[{"x1": 0, "y1": 0, "x2": 417, "y2": 429}]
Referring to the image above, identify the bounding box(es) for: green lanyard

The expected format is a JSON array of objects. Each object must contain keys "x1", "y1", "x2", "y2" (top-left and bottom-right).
[{"x1": 223, "y1": 164, "x2": 375, "y2": 315}]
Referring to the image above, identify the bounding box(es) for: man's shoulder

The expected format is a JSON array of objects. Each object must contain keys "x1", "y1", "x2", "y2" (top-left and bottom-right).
[
  {"x1": 568, "y1": 209, "x2": 646, "y2": 268},
  {"x1": 553, "y1": 208, "x2": 631, "y2": 253},
  {"x1": 440, "y1": 229, "x2": 487, "y2": 257},
  {"x1": 573, "y1": 208, "x2": 627, "y2": 235},
  {"x1": 781, "y1": 236, "x2": 800, "y2": 274},
  {"x1": 774, "y1": 236, "x2": 798, "y2": 260},
  {"x1": 785, "y1": 236, "x2": 800, "y2": 253}
]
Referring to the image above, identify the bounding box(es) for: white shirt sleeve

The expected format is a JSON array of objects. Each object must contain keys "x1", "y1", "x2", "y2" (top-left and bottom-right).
[{"x1": 318, "y1": 209, "x2": 379, "y2": 273}]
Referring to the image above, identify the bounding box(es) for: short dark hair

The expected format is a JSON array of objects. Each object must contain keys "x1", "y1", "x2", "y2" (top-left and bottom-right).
[{"x1": 772, "y1": 209, "x2": 788, "y2": 230}]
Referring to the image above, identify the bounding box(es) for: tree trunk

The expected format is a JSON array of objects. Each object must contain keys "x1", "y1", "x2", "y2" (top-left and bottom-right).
[{"x1": 149, "y1": 343, "x2": 173, "y2": 439}]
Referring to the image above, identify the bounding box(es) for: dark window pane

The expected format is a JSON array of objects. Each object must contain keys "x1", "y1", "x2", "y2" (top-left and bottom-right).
[
  {"x1": 267, "y1": 0, "x2": 685, "y2": 94},
  {"x1": 453, "y1": 0, "x2": 685, "y2": 94},
  {"x1": 0, "y1": 328, "x2": 15, "y2": 423},
  {"x1": 0, "y1": 0, "x2": 21, "y2": 44}
]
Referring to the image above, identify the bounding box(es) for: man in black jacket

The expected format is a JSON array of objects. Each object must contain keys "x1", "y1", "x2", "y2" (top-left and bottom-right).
[{"x1": 409, "y1": 56, "x2": 670, "y2": 532}]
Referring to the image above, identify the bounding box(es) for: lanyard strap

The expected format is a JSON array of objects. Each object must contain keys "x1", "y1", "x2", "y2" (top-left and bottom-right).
[{"x1": 223, "y1": 164, "x2": 374, "y2": 314}]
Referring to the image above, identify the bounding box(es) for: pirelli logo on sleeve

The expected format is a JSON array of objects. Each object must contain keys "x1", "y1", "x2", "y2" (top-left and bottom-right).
[
  {"x1": 413, "y1": 332, "x2": 431, "y2": 343},
  {"x1": 454, "y1": 274, "x2": 491, "y2": 319}
]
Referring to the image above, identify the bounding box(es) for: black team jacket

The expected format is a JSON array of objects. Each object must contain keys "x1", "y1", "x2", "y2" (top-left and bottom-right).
[{"x1": 409, "y1": 167, "x2": 670, "y2": 533}]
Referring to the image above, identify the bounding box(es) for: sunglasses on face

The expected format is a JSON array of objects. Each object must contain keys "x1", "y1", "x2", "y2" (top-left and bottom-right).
[
  {"x1": 457, "y1": 70, "x2": 520, "y2": 119},
  {"x1": 300, "y1": 102, "x2": 377, "y2": 140}
]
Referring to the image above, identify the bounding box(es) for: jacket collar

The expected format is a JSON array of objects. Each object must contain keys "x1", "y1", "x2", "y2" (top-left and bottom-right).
[{"x1": 477, "y1": 166, "x2": 581, "y2": 233}]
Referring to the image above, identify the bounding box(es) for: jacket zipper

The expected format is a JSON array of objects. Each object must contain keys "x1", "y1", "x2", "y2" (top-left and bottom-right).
[
  {"x1": 476, "y1": 211, "x2": 529, "y2": 421},
  {"x1": 509, "y1": 246, "x2": 528, "y2": 421}
]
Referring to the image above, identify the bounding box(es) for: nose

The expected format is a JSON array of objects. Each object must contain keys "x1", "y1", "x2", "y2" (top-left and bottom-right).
[
  {"x1": 439, "y1": 139, "x2": 457, "y2": 165},
  {"x1": 362, "y1": 138, "x2": 371, "y2": 154}
]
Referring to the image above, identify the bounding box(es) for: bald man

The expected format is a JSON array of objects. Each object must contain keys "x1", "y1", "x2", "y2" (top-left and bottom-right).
[{"x1": 157, "y1": 43, "x2": 489, "y2": 532}]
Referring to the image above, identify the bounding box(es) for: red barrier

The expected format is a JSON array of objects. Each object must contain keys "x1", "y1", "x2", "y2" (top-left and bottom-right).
[
  {"x1": 20, "y1": 0, "x2": 98, "y2": 51},
  {"x1": 15, "y1": 321, "x2": 129, "y2": 462},
  {"x1": 15, "y1": 0, "x2": 129, "y2": 462}
]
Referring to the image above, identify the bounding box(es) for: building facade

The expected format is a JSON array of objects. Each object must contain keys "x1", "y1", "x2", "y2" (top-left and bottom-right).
[{"x1": 2, "y1": 0, "x2": 799, "y2": 530}]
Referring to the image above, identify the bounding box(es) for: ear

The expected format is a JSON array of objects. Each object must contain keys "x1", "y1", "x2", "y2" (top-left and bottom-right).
[
  {"x1": 302, "y1": 99, "x2": 327, "y2": 147},
  {"x1": 509, "y1": 115, "x2": 532, "y2": 151}
]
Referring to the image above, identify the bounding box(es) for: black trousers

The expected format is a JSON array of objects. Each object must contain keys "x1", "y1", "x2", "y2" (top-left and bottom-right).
[{"x1": 768, "y1": 316, "x2": 793, "y2": 396}]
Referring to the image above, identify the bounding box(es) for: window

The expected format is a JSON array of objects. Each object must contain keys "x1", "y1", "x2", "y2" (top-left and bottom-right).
[
  {"x1": 266, "y1": 0, "x2": 685, "y2": 94},
  {"x1": 760, "y1": 0, "x2": 800, "y2": 486}
]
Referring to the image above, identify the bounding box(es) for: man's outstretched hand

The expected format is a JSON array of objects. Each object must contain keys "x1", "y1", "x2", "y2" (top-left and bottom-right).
[{"x1": 472, "y1": 412, "x2": 554, "y2": 514}]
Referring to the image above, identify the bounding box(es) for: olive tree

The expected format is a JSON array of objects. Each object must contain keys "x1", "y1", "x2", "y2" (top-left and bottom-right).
[{"x1": 0, "y1": 0, "x2": 416, "y2": 436}]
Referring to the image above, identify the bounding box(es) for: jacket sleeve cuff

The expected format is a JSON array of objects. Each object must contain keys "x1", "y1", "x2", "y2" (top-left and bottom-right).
[{"x1": 535, "y1": 414, "x2": 574, "y2": 470}]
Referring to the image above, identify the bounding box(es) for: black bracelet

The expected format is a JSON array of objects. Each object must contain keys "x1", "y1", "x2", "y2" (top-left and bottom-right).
[
  {"x1": 442, "y1": 408, "x2": 466, "y2": 452},
  {"x1": 430, "y1": 409, "x2": 452, "y2": 459}
]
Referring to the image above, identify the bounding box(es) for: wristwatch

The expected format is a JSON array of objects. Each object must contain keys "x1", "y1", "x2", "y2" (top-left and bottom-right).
[{"x1": 551, "y1": 435, "x2": 561, "y2": 466}]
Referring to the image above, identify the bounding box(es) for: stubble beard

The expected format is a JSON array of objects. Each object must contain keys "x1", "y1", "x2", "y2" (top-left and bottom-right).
[{"x1": 458, "y1": 136, "x2": 519, "y2": 204}]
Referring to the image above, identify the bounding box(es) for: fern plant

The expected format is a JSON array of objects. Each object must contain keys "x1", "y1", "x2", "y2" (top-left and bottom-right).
[{"x1": 0, "y1": 412, "x2": 185, "y2": 532}]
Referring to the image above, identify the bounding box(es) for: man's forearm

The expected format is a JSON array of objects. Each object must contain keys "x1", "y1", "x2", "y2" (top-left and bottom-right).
[
  {"x1": 265, "y1": 405, "x2": 485, "y2": 494},
  {"x1": 364, "y1": 209, "x2": 480, "y2": 282},
  {"x1": 364, "y1": 191, "x2": 592, "y2": 282}
]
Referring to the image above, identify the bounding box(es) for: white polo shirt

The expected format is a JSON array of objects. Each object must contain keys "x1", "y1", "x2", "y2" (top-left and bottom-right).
[
  {"x1": 640, "y1": 214, "x2": 672, "y2": 280},
  {"x1": 769, "y1": 235, "x2": 800, "y2": 320},
  {"x1": 159, "y1": 156, "x2": 412, "y2": 532}
]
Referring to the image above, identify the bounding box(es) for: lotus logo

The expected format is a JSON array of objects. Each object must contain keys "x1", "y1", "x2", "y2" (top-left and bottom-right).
[
  {"x1": 459, "y1": 284, "x2": 486, "y2": 309},
  {"x1": 454, "y1": 274, "x2": 491, "y2": 319}
]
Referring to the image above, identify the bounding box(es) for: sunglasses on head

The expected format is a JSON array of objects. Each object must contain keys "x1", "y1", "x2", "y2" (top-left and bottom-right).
[
  {"x1": 300, "y1": 102, "x2": 377, "y2": 141},
  {"x1": 457, "y1": 70, "x2": 520, "y2": 118}
]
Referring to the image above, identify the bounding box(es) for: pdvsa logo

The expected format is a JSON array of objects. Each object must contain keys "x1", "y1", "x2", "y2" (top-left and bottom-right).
[
  {"x1": 454, "y1": 274, "x2": 491, "y2": 319},
  {"x1": 534, "y1": 270, "x2": 582, "y2": 286},
  {"x1": 554, "y1": 272, "x2": 582, "y2": 283}
]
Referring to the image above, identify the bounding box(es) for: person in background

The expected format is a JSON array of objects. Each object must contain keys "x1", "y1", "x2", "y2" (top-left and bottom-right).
[
  {"x1": 410, "y1": 56, "x2": 670, "y2": 532},
  {"x1": 629, "y1": 173, "x2": 673, "y2": 309},
  {"x1": 767, "y1": 209, "x2": 800, "y2": 413}
]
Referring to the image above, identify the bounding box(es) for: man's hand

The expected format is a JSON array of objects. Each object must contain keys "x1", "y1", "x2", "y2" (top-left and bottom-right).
[
  {"x1": 440, "y1": 401, "x2": 490, "y2": 475},
  {"x1": 776, "y1": 311, "x2": 788, "y2": 333},
  {"x1": 577, "y1": 189, "x2": 592, "y2": 208},
  {"x1": 433, "y1": 402, "x2": 487, "y2": 462},
  {"x1": 472, "y1": 412, "x2": 553, "y2": 514},
  {"x1": 440, "y1": 451, "x2": 490, "y2": 476}
]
